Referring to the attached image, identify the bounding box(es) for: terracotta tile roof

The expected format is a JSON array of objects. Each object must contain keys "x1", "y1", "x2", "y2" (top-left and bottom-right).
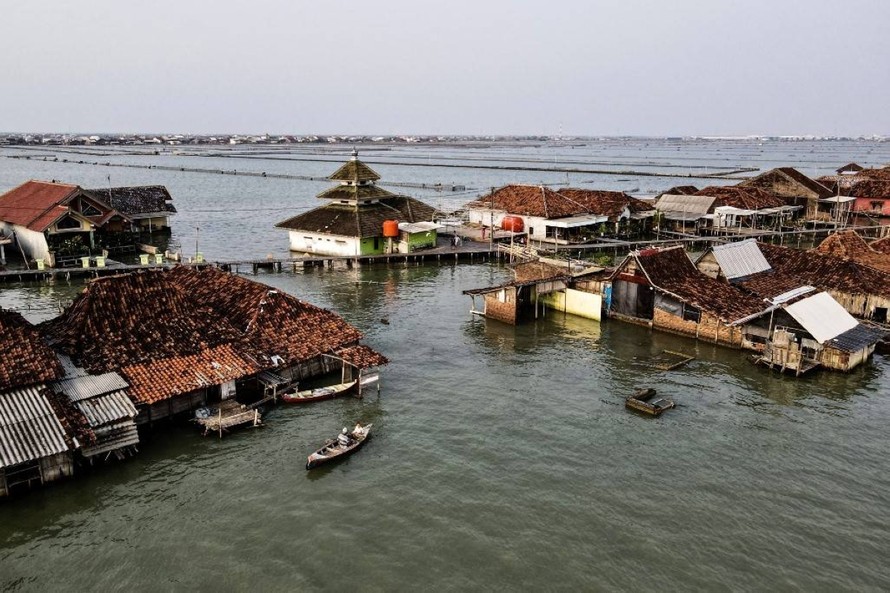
[
  {"x1": 845, "y1": 178, "x2": 890, "y2": 199},
  {"x1": 750, "y1": 242, "x2": 890, "y2": 299},
  {"x1": 276, "y1": 197, "x2": 438, "y2": 238},
  {"x1": 466, "y1": 185, "x2": 592, "y2": 219},
  {"x1": 84, "y1": 186, "x2": 176, "y2": 216},
  {"x1": 813, "y1": 231, "x2": 890, "y2": 274},
  {"x1": 335, "y1": 345, "x2": 389, "y2": 369},
  {"x1": 740, "y1": 168, "x2": 833, "y2": 200},
  {"x1": 696, "y1": 186, "x2": 787, "y2": 210},
  {"x1": 837, "y1": 162, "x2": 864, "y2": 173},
  {"x1": 0, "y1": 180, "x2": 79, "y2": 231},
  {"x1": 664, "y1": 185, "x2": 699, "y2": 196},
  {"x1": 168, "y1": 266, "x2": 367, "y2": 365},
  {"x1": 122, "y1": 343, "x2": 262, "y2": 404},
  {"x1": 513, "y1": 260, "x2": 569, "y2": 282},
  {"x1": 41, "y1": 270, "x2": 244, "y2": 373},
  {"x1": 0, "y1": 309, "x2": 64, "y2": 391},
  {"x1": 555, "y1": 189, "x2": 654, "y2": 220},
  {"x1": 633, "y1": 246, "x2": 769, "y2": 322},
  {"x1": 41, "y1": 267, "x2": 384, "y2": 404}
]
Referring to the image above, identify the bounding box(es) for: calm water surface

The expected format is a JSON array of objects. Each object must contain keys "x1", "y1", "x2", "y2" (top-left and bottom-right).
[
  {"x1": 1, "y1": 141, "x2": 890, "y2": 591},
  {"x1": 0, "y1": 263, "x2": 889, "y2": 592}
]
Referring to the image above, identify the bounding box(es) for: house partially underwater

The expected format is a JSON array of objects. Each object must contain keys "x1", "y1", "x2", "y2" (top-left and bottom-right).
[
  {"x1": 0, "y1": 309, "x2": 72, "y2": 496},
  {"x1": 40, "y1": 266, "x2": 387, "y2": 424}
]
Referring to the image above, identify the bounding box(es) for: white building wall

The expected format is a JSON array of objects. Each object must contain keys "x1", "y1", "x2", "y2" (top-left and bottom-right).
[
  {"x1": 288, "y1": 231, "x2": 360, "y2": 256},
  {"x1": 467, "y1": 208, "x2": 550, "y2": 239}
]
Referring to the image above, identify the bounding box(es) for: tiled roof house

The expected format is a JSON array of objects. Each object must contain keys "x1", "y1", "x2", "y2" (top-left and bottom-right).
[
  {"x1": 276, "y1": 151, "x2": 439, "y2": 256},
  {"x1": 41, "y1": 267, "x2": 386, "y2": 420},
  {"x1": 0, "y1": 180, "x2": 130, "y2": 263}
]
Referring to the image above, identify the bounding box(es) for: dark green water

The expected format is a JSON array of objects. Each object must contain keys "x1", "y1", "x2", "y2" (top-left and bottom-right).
[{"x1": 1, "y1": 262, "x2": 889, "y2": 591}]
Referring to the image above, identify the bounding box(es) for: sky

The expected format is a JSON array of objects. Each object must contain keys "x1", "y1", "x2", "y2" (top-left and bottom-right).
[{"x1": 2, "y1": 0, "x2": 889, "y2": 136}]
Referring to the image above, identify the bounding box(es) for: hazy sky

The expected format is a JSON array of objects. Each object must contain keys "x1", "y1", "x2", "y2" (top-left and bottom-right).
[{"x1": 2, "y1": 1, "x2": 888, "y2": 136}]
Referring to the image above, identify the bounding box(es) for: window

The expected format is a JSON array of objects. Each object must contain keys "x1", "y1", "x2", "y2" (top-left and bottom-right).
[
  {"x1": 56, "y1": 215, "x2": 82, "y2": 230},
  {"x1": 682, "y1": 305, "x2": 701, "y2": 323},
  {"x1": 528, "y1": 226, "x2": 535, "y2": 236},
  {"x1": 82, "y1": 203, "x2": 102, "y2": 217}
]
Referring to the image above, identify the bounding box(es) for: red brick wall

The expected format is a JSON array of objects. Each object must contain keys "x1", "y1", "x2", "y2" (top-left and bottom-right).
[
  {"x1": 653, "y1": 309, "x2": 743, "y2": 348},
  {"x1": 484, "y1": 294, "x2": 517, "y2": 324}
]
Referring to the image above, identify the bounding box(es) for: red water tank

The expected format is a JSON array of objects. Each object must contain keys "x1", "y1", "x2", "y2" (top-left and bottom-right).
[
  {"x1": 382, "y1": 220, "x2": 400, "y2": 237},
  {"x1": 501, "y1": 215, "x2": 524, "y2": 233}
]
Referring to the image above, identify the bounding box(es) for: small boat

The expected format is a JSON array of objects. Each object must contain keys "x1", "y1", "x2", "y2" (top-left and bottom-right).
[
  {"x1": 280, "y1": 380, "x2": 357, "y2": 404},
  {"x1": 625, "y1": 387, "x2": 675, "y2": 416},
  {"x1": 306, "y1": 424, "x2": 372, "y2": 470}
]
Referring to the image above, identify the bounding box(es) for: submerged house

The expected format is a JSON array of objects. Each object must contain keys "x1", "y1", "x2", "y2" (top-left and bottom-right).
[
  {"x1": 693, "y1": 186, "x2": 797, "y2": 232},
  {"x1": 0, "y1": 180, "x2": 130, "y2": 264},
  {"x1": 275, "y1": 151, "x2": 439, "y2": 256},
  {"x1": 84, "y1": 185, "x2": 176, "y2": 232},
  {"x1": 653, "y1": 194, "x2": 717, "y2": 233},
  {"x1": 0, "y1": 310, "x2": 73, "y2": 497},
  {"x1": 555, "y1": 189, "x2": 656, "y2": 236},
  {"x1": 51, "y1": 356, "x2": 139, "y2": 462},
  {"x1": 40, "y1": 267, "x2": 387, "y2": 424},
  {"x1": 696, "y1": 239, "x2": 890, "y2": 323},
  {"x1": 757, "y1": 291, "x2": 883, "y2": 374},
  {"x1": 739, "y1": 167, "x2": 833, "y2": 220},
  {"x1": 609, "y1": 246, "x2": 771, "y2": 348},
  {"x1": 466, "y1": 185, "x2": 608, "y2": 244}
]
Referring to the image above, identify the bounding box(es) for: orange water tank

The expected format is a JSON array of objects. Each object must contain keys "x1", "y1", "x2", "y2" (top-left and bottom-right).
[
  {"x1": 382, "y1": 220, "x2": 400, "y2": 237},
  {"x1": 501, "y1": 215, "x2": 524, "y2": 233}
]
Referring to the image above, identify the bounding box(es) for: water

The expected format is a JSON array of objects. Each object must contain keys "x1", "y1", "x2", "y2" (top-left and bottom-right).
[{"x1": 2, "y1": 141, "x2": 890, "y2": 591}]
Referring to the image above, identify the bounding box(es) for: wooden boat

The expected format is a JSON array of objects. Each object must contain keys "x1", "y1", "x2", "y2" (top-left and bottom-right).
[
  {"x1": 625, "y1": 387, "x2": 675, "y2": 417},
  {"x1": 306, "y1": 424, "x2": 372, "y2": 470},
  {"x1": 280, "y1": 380, "x2": 357, "y2": 404}
]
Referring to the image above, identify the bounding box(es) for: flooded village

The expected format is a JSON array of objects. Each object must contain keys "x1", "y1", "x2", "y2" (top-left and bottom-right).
[
  {"x1": 1, "y1": 138, "x2": 890, "y2": 591},
  {"x1": 1, "y1": 143, "x2": 890, "y2": 496}
]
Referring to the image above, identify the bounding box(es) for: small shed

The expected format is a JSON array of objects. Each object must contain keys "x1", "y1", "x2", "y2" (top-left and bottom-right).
[
  {"x1": 397, "y1": 221, "x2": 441, "y2": 252},
  {"x1": 761, "y1": 292, "x2": 884, "y2": 373}
]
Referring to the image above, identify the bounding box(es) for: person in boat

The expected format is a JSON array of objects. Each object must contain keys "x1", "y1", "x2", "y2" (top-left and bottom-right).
[
  {"x1": 353, "y1": 422, "x2": 363, "y2": 436},
  {"x1": 338, "y1": 427, "x2": 352, "y2": 447}
]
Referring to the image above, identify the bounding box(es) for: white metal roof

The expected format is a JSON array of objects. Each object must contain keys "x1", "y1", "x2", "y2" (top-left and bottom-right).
[
  {"x1": 0, "y1": 385, "x2": 70, "y2": 468},
  {"x1": 819, "y1": 196, "x2": 856, "y2": 203},
  {"x1": 545, "y1": 214, "x2": 609, "y2": 228},
  {"x1": 398, "y1": 221, "x2": 442, "y2": 234},
  {"x1": 711, "y1": 239, "x2": 772, "y2": 279},
  {"x1": 783, "y1": 292, "x2": 858, "y2": 344}
]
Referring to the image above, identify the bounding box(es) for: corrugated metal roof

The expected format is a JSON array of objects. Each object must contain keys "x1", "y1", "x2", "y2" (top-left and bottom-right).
[
  {"x1": 53, "y1": 373, "x2": 129, "y2": 402},
  {"x1": 0, "y1": 385, "x2": 70, "y2": 468},
  {"x1": 655, "y1": 194, "x2": 716, "y2": 216},
  {"x1": 828, "y1": 325, "x2": 885, "y2": 353},
  {"x1": 80, "y1": 422, "x2": 139, "y2": 458},
  {"x1": 712, "y1": 239, "x2": 772, "y2": 280},
  {"x1": 74, "y1": 390, "x2": 136, "y2": 426},
  {"x1": 784, "y1": 292, "x2": 858, "y2": 344}
]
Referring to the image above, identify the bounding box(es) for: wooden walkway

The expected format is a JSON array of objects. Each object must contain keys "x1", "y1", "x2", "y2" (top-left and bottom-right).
[{"x1": 0, "y1": 243, "x2": 502, "y2": 283}]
